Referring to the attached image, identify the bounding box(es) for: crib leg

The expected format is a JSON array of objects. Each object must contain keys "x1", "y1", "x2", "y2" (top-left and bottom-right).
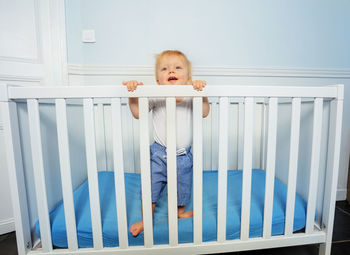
[
  {"x1": 319, "y1": 242, "x2": 331, "y2": 255},
  {"x1": 1, "y1": 101, "x2": 32, "y2": 255},
  {"x1": 318, "y1": 91, "x2": 344, "y2": 255}
]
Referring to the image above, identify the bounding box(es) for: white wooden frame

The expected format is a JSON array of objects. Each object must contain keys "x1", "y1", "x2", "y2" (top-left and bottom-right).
[{"x1": 0, "y1": 84, "x2": 344, "y2": 255}]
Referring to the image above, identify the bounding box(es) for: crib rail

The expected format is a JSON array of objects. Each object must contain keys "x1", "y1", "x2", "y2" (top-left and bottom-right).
[
  {"x1": 6, "y1": 85, "x2": 339, "y2": 100},
  {"x1": 0, "y1": 84, "x2": 344, "y2": 255}
]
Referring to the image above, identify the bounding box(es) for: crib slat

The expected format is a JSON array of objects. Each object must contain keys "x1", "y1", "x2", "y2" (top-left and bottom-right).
[
  {"x1": 27, "y1": 99, "x2": 53, "y2": 252},
  {"x1": 285, "y1": 98, "x2": 301, "y2": 236},
  {"x1": 55, "y1": 99, "x2": 78, "y2": 251},
  {"x1": 122, "y1": 104, "x2": 135, "y2": 172},
  {"x1": 260, "y1": 103, "x2": 268, "y2": 169},
  {"x1": 111, "y1": 98, "x2": 129, "y2": 248},
  {"x1": 240, "y1": 98, "x2": 254, "y2": 240},
  {"x1": 305, "y1": 98, "x2": 323, "y2": 234},
  {"x1": 203, "y1": 102, "x2": 212, "y2": 170},
  {"x1": 263, "y1": 98, "x2": 278, "y2": 238},
  {"x1": 132, "y1": 115, "x2": 139, "y2": 173},
  {"x1": 130, "y1": 109, "x2": 137, "y2": 172},
  {"x1": 139, "y1": 98, "x2": 154, "y2": 247},
  {"x1": 83, "y1": 99, "x2": 103, "y2": 249},
  {"x1": 237, "y1": 102, "x2": 244, "y2": 170},
  {"x1": 166, "y1": 98, "x2": 178, "y2": 245},
  {"x1": 211, "y1": 99, "x2": 219, "y2": 170},
  {"x1": 96, "y1": 103, "x2": 107, "y2": 171},
  {"x1": 193, "y1": 97, "x2": 203, "y2": 244},
  {"x1": 217, "y1": 97, "x2": 229, "y2": 242}
]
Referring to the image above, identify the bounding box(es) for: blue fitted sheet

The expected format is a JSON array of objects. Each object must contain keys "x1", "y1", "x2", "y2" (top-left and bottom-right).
[{"x1": 36, "y1": 169, "x2": 308, "y2": 248}]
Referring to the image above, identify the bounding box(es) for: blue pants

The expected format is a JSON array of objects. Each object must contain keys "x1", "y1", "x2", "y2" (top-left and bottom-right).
[{"x1": 148, "y1": 142, "x2": 193, "y2": 206}]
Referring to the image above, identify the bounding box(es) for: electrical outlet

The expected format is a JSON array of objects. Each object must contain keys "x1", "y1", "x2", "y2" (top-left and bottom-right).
[{"x1": 82, "y1": 29, "x2": 96, "y2": 43}]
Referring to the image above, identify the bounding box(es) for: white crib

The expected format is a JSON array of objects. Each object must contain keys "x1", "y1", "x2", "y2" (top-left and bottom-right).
[{"x1": 0, "y1": 84, "x2": 344, "y2": 255}]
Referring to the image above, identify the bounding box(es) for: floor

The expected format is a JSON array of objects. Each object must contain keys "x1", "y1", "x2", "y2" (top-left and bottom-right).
[{"x1": 1, "y1": 201, "x2": 350, "y2": 255}]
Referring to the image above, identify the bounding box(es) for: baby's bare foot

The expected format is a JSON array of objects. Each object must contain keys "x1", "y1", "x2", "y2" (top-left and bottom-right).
[
  {"x1": 130, "y1": 221, "x2": 144, "y2": 237},
  {"x1": 178, "y1": 210, "x2": 193, "y2": 219}
]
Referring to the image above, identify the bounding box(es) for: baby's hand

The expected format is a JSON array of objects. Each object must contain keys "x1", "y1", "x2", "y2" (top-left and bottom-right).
[
  {"x1": 123, "y1": 80, "x2": 144, "y2": 92},
  {"x1": 188, "y1": 80, "x2": 207, "y2": 91}
]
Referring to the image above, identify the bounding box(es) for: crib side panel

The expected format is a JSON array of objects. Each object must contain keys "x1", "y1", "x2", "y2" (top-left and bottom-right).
[{"x1": 5, "y1": 85, "x2": 342, "y2": 254}]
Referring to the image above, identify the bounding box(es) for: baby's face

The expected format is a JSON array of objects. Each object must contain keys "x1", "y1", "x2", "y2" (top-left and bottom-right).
[{"x1": 156, "y1": 55, "x2": 189, "y2": 85}]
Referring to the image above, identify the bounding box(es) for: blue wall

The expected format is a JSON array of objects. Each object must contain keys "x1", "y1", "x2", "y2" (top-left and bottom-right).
[
  {"x1": 65, "y1": 0, "x2": 350, "y2": 68},
  {"x1": 64, "y1": 0, "x2": 350, "y2": 201}
]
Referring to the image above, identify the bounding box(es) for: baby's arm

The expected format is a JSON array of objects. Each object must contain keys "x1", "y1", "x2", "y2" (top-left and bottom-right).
[
  {"x1": 190, "y1": 80, "x2": 210, "y2": 118},
  {"x1": 123, "y1": 80, "x2": 143, "y2": 119}
]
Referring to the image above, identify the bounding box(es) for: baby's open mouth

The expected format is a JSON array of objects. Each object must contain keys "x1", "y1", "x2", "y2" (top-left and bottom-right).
[{"x1": 168, "y1": 76, "x2": 178, "y2": 81}]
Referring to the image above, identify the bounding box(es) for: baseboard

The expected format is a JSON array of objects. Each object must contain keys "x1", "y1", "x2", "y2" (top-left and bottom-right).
[
  {"x1": 0, "y1": 218, "x2": 15, "y2": 235},
  {"x1": 337, "y1": 189, "x2": 347, "y2": 201}
]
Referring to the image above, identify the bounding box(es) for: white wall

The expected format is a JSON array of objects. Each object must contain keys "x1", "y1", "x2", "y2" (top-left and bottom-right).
[
  {"x1": 0, "y1": 0, "x2": 68, "y2": 244},
  {"x1": 0, "y1": 0, "x2": 41, "y2": 236}
]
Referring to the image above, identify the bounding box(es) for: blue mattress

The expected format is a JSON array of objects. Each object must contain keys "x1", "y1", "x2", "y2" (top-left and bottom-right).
[{"x1": 36, "y1": 169, "x2": 308, "y2": 247}]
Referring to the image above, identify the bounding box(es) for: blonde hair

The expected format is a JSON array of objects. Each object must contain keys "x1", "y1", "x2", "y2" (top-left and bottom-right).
[{"x1": 155, "y1": 50, "x2": 192, "y2": 82}]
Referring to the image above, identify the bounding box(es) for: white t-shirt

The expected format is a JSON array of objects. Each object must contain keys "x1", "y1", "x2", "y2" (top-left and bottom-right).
[{"x1": 149, "y1": 98, "x2": 193, "y2": 153}]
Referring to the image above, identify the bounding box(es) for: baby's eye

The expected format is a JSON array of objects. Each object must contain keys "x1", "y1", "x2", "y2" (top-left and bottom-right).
[
  {"x1": 176, "y1": 66, "x2": 182, "y2": 69},
  {"x1": 161, "y1": 67, "x2": 167, "y2": 71}
]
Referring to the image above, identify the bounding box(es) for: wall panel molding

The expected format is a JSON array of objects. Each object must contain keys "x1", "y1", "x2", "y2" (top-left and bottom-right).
[
  {"x1": 0, "y1": 0, "x2": 41, "y2": 63},
  {"x1": 68, "y1": 64, "x2": 350, "y2": 79},
  {"x1": 0, "y1": 56, "x2": 39, "y2": 64},
  {"x1": 0, "y1": 75, "x2": 42, "y2": 83}
]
